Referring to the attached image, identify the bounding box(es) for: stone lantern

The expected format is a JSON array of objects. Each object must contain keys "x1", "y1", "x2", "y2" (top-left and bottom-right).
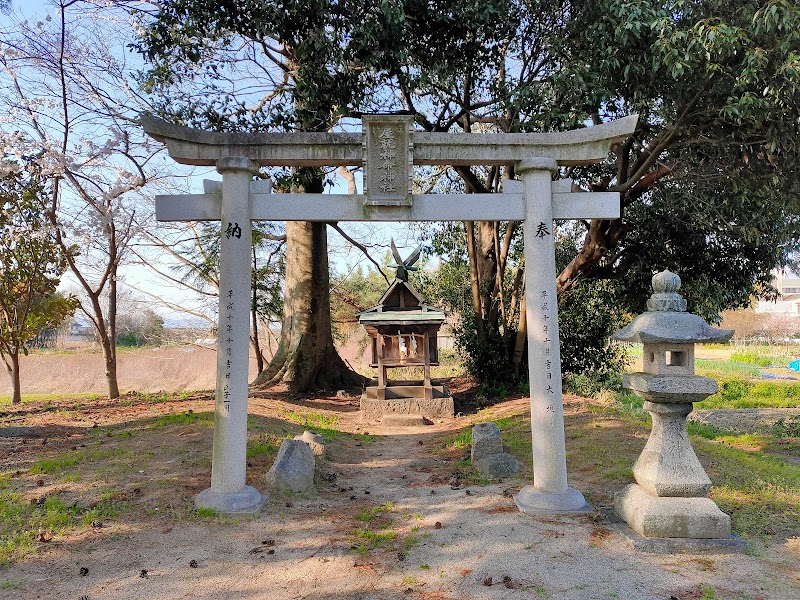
[{"x1": 612, "y1": 270, "x2": 733, "y2": 539}]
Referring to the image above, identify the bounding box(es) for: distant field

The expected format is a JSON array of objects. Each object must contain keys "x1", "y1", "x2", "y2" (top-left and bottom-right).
[{"x1": 1, "y1": 346, "x2": 245, "y2": 397}]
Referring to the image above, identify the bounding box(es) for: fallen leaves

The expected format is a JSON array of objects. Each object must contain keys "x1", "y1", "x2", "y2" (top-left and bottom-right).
[
  {"x1": 588, "y1": 526, "x2": 612, "y2": 548},
  {"x1": 249, "y1": 539, "x2": 276, "y2": 556},
  {"x1": 35, "y1": 530, "x2": 52, "y2": 542}
]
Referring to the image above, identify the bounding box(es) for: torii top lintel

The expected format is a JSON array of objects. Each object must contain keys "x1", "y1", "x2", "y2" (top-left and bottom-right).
[{"x1": 140, "y1": 114, "x2": 638, "y2": 168}]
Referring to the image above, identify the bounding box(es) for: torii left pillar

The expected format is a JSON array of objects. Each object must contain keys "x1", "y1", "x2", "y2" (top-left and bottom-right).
[{"x1": 195, "y1": 157, "x2": 267, "y2": 514}]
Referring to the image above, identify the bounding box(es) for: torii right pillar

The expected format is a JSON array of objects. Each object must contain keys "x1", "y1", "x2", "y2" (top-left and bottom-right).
[{"x1": 515, "y1": 157, "x2": 590, "y2": 514}]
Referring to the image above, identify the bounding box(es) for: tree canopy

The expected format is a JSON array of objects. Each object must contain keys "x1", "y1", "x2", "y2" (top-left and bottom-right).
[
  {"x1": 0, "y1": 149, "x2": 77, "y2": 404},
  {"x1": 135, "y1": 0, "x2": 800, "y2": 386}
]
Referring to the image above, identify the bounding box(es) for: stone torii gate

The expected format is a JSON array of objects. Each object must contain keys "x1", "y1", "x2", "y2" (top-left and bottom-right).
[{"x1": 142, "y1": 114, "x2": 638, "y2": 515}]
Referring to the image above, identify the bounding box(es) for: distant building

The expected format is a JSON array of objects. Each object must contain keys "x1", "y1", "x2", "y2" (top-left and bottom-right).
[
  {"x1": 756, "y1": 270, "x2": 800, "y2": 316},
  {"x1": 67, "y1": 319, "x2": 95, "y2": 341}
]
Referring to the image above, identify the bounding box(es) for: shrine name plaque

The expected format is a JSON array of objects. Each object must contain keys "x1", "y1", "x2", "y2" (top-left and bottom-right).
[{"x1": 362, "y1": 114, "x2": 414, "y2": 206}]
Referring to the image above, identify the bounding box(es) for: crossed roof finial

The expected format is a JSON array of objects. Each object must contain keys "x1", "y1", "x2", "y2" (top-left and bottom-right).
[{"x1": 389, "y1": 240, "x2": 421, "y2": 282}]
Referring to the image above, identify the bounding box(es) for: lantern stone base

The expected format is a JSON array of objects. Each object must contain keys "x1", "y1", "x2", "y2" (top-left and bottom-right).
[
  {"x1": 615, "y1": 484, "x2": 730, "y2": 539},
  {"x1": 360, "y1": 384, "x2": 453, "y2": 422}
]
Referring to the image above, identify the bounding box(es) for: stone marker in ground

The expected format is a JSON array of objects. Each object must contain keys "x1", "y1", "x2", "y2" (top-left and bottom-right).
[
  {"x1": 471, "y1": 422, "x2": 504, "y2": 462},
  {"x1": 612, "y1": 270, "x2": 733, "y2": 539},
  {"x1": 475, "y1": 453, "x2": 521, "y2": 480},
  {"x1": 293, "y1": 430, "x2": 326, "y2": 460},
  {"x1": 143, "y1": 112, "x2": 637, "y2": 515},
  {"x1": 266, "y1": 439, "x2": 316, "y2": 494},
  {"x1": 471, "y1": 422, "x2": 521, "y2": 480}
]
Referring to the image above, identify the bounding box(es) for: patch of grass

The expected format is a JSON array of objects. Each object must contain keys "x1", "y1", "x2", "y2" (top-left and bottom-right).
[
  {"x1": 0, "y1": 392, "x2": 103, "y2": 406},
  {"x1": 697, "y1": 583, "x2": 720, "y2": 599},
  {"x1": 118, "y1": 391, "x2": 186, "y2": 406},
  {"x1": 150, "y1": 411, "x2": 214, "y2": 428},
  {"x1": 729, "y1": 351, "x2": 775, "y2": 367},
  {"x1": 246, "y1": 439, "x2": 278, "y2": 459},
  {"x1": 79, "y1": 493, "x2": 127, "y2": 527},
  {"x1": 188, "y1": 506, "x2": 220, "y2": 520},
  {"x1": 695, "y1": 359, "x2": 760, "y2": 379},
  {"x1": 30, "y1": 455, "x2": 80, "y2": 475},
  {"x1": 355, "y1": 502, "x2": 395, "y2": 522},
  {"x1": 772, "y1": 416, "x2": 800, "y2": 438},
  {"x1": 694, "y1": 436, "x2": 800, "y2": 542},
  {"x1": 614, "y1": 391, "x2": 648, "y2": 422},
  {"x1": 496, "y1": 415, "x2": 529, "y2": 460},
  {"x1": 446, "y1": 429, "x2": 472, "y2": 451},
  {"x1": 695, "y1": 376, "x2": 800, "y2": 409},
  {"x1": 0, "y1": 578, "x2": 22, "y2": 590},
  {"x1": 283, "y1": 411, "x2": 342, "y2": 442},
  {"x1": 0, "y1": 492, "x2": 86, "y2": 564},
  {"x1": 352, "y1": 527, "x2": 397, "y2": 553}
]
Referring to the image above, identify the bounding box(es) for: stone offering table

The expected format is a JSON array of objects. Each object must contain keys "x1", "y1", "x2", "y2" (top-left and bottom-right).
[{"x1": 612, "y1": 270, "x2": 733, "y2": 539}]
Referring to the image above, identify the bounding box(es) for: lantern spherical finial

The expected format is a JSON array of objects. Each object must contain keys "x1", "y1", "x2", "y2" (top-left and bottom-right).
[
  {"x1": 652, "y1": 270, "x2": 681, "y2": 294},
  {"x1": 646, "y1": 270, "x2": 687, "y2": 312}
]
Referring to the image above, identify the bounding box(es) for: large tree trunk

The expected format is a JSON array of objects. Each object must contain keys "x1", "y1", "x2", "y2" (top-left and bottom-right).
[
  {"x1": 476, "y1": 220, "x2": 499, "y2": 326},
  {"x1": 251, "y1": 243, "x2": 266, "y2": 373},
  {"x1": 6, "y1": 350, "x2": 21, "y2": 405},
  {"x1": 252, "y1": 218, "x2": 365, "y2": 392}
]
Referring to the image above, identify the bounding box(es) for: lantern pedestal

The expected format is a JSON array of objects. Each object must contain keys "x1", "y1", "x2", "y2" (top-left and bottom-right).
[{"x1": 615, "y1": 484, "x2": 730, "y2": 539}]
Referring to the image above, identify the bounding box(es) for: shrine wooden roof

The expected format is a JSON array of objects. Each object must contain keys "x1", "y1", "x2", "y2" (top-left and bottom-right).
[{"x1": 358, "y1": 278, "x2": 445, "y2": 326}]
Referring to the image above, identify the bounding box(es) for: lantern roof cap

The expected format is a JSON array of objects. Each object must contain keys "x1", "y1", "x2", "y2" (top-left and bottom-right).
[{"x1": 612, "y1": 270, "x2": 733, "y2": 344}]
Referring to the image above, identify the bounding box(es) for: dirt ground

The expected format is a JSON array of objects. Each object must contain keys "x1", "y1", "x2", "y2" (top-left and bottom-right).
[{"x1": 0, "y1": 390, "x2": 798, "y2": 600}]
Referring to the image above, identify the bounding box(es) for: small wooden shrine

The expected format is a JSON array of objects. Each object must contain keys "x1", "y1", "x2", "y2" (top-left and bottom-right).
[{"x1": 357, "y1": 243, "x2": 453, "y2": 422}]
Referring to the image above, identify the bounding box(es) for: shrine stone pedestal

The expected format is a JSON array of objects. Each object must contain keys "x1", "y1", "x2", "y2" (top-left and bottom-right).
[{"x1": 360, "y1": 384, "x2": 453, "y2": 422}]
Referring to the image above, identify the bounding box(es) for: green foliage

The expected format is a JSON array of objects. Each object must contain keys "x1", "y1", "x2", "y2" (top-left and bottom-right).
[
  {"x1": 696, "y1": 436, "x2": 800, "y2": 541},
  {"x1": 729, "y1": 352, "x2": 774, "y2": 367},
  {"x1": 0, "y1": 490, "x2": 122, "y2": 564},
  {"x1": 282, "y1": 411, "x2": 342, "y2": 442},
  {"x1": 168, "y1": 220, "x2": 285, "y2": 337},
  {"x1": 150, "y1": 411, "x2": 215, "y2": 428},
  {"x1": 330, "y1": 264, "x2": 387, "y2": 329},
  {"x1": 116, "y1": 308, "x2": 164, "y2": 347},
  {"x1": 696, "y1": 376, "x2": 800, "y2": 409},
  {"x1": 454, "y1": 312, "x2": 517, "y2": 385},
  {"x1": 771, "y1": 416, "x2": 800, "y2": 438},
  {"x1": 557, "y1": 279, "x2": 629, "y2": 378},
  {"x1": 0, "y1": 150, "x2": 77, "y2": 402},
  {"x1": 548, "y1": 0, "x2": 800, "y2": 317},
  {"x1": 137, "y1": 0, "x2": 800, "y2": 387}
]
